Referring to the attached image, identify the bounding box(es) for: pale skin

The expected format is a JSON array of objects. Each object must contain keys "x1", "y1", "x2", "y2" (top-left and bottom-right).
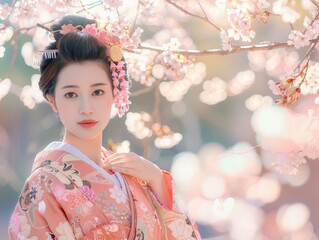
[{"x1": 46, "y1": 61, "x2": 172, "y2": 208}]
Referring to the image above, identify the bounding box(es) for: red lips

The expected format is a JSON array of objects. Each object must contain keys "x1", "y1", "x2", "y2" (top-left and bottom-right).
[
  {"x1": 78, "y1": 119, "x2": 98, "y2": 128},
  {"x1": 78, "y1": 119, "x2": 97, "y2": 124}
]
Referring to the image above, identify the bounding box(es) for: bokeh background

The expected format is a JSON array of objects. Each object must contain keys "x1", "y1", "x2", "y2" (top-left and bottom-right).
[{"x1": 1, "y1": 0, "x2": 319, "y2": 239}]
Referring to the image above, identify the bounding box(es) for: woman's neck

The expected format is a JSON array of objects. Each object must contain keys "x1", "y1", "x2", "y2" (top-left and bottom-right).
[{"x1": 62, "y1": 133, "x2": 103, "y2": 167}]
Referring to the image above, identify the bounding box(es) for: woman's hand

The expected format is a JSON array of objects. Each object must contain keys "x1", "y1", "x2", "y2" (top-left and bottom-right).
[
  {"x1": 102, "y1": 152, "x2": 172, "y2": 208},
  {"x1": 102, "y1": 152, "x2": 162, "y2": 186}
]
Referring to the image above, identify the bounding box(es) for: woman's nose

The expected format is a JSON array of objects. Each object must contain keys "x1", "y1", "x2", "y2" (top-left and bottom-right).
[{"x1": 79, "y1": 97, "x2": 93, "y2": 114}]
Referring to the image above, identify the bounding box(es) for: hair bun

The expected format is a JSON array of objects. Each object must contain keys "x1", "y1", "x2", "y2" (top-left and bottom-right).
[{"x1": 50, "y1": 15, "x2": 96, "y2": 42}]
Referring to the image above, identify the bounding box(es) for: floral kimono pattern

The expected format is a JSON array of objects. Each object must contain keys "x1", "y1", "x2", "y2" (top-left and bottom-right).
[{"x1": 8, "y1": 145, "x2": 201, "y2": 239}]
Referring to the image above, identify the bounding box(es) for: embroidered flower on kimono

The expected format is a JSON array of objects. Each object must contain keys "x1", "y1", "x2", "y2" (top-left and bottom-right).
[
  {"x1": 109, "y1": 185, "x2": 127, "y2": 204},
  {"x1": 56, "y1": 221, "x2": 74, "y2": 240},
  {"x1": 11, "y1": 214, "x2": 36, "y2": 240},
  {"x1": 63, "y1": 189, "x2": 93, "y2": 215},
  {"x1": 139, "y1": 202, "x2": 148, "y2": 212},
  {"x1": 9, "y1": 213, "x2": 22, "y2": 237},
  {"x1": 81, "y1": 185, "x2": 97, "y2": 201},
  {"x1": 29, "y1": 182, "x2": 44, "y2": 203},
  {"x1": 42, "y1": 161, "x2": 83, "y2": 189},
  {"x1": 167, "y1": 218, "x2": 195, "y2": 240}
]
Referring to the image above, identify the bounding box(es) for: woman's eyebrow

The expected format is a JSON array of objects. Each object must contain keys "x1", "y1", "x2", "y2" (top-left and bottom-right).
[{"x1": 61, "y1": 83, "x2": 107, "y2": 89}]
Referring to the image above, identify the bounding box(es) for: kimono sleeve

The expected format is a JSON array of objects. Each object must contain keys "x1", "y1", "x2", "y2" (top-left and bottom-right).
[
  {"x1": 147, "y1": 170, "x2": 180, "y2": 211},
  {"x1": 149, "y1": 170, "x2": 202, "y2": 239},
  {"x1": 8, "y1": 171, "x2": 76, "y2": 240}
]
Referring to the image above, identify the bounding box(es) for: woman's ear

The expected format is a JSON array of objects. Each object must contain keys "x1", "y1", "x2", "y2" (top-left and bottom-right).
[{"x1": 46, "y1": 94, "x2": 58, "y2": 113}]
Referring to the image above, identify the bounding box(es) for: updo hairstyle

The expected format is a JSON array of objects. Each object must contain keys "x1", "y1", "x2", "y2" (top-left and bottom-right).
[{"x1": 38, "y1": 15, "x2": 113, "y2": 100}]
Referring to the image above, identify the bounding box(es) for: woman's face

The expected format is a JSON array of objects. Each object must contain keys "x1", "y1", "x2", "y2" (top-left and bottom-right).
[{"x1": 47, "y1": 61, "x2": 113, "y2": 142}]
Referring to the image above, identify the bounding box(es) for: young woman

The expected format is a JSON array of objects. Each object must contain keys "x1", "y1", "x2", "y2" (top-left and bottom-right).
[{"x1": 8, "y1": 15, "x2": 201, "y2": 239}]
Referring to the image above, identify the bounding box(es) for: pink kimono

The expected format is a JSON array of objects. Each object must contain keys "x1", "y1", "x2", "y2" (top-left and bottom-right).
[{"x1": 8, "y1": 141, "x2": 201, "y2": 239}]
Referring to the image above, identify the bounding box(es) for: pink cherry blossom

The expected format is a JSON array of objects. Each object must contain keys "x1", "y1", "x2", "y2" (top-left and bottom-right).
[
  {"x1": 287, "y1": 30, "x2": 310, "y2": 49},
  {"x1": 268, "y1": 80, "x2": 283, "y2": 95},
  {"x1": 0, "y1": 3, "x2": 12, "y2": 20},
  {"x1": 103, "y1": 0, "x2": 123, "y2": 8},
  {"x1": 272, "y1": 152, "x2": 306, "y2": 175}
]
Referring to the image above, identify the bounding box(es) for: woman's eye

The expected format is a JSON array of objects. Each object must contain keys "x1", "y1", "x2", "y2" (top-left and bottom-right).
[
  {"x1": 65, "y1": 92, "x2": 77, "y2": 98},
  {"x1": 93, "y1": 90, "x2": 104, "y2": 96}
]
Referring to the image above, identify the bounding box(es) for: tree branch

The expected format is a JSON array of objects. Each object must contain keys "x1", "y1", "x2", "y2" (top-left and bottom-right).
[
  {"x1": 165, "y1": 0, "x2": 221, "y2": 31},
  {"x1": 139, "y1": 41, "x2": 298, "y2": 56}
]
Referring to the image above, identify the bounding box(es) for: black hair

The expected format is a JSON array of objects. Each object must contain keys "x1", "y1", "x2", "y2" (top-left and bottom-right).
[{"x1": 38, "y1": 15, "x2": 113, "y2": 100}]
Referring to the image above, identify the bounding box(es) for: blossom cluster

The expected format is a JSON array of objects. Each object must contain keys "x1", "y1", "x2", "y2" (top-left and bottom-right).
[
  {"x1": 268, "y1": 63, "x2": 319, "y2": 106},
  {"x1": 20, "y1": 75, "x2": 44, "y2": 109},
  {"x1": 127, "y1": 50, "x2": 157, "y2": 86},
  {"x1": 160, "y1": 62, "x2": 206, "y2": 102},
  {"x1": 125, "y1": 112, "x2": 153, "y2": 140},
  {"x1": 156, "y1": 38, "x2": 193, "y2": 81},
  {"x1": 287, "y1": 10, "x2": 319, "y2": 49},
  {"x1": 152, "y1": 123, "x2": 183, "y2": 149},
  {"x1": 200, "y1": 70, "x2": 255, "y2": 105},
  {"x1": 125, "y1": 112, "x2": 183, "y2": 149},
  {"x1": 219, "y1": 0, "x2": 271, "y2": 50},
  {"x1": 104, "y1": 18, "x2": 143, "y2": 50}
]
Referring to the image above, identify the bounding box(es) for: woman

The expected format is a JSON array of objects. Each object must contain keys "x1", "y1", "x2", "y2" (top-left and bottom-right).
[{"x1": 8, "y1": 15, "x2": 201, "y2": 239}]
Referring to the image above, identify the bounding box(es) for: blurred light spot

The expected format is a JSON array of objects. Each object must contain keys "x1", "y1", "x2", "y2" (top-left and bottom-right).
[
  {"x1": 159, "y1": 81, "x2": 188, "y2": 102},
  {"x1": 0, "y1": 25, "x2": 13, "y2": 45},
  {"x1": 125, "y1": 112, "x2": 152, "y2": 139},
  {"x1": 0, "y1": 45, "x2": 5, "y2": 58},
  {"x1": 246, "y1": 174, "x2": 281, "y2": 204},
  {"x1": 198, "y1": 143, "x2": 225, "y2": 171},
  {"x1": 291, "y1": 221, "x2": 317, "y2": 240},
  {"x1": 187, "y1": 197, "x2": 215, "y2": 224},
  {"x1": 228, "y1": 70, "x2": 255, "y2": 96},
  {"x1": 248, "y1": 51, "x2": 266, "y2": 71},
  {"x1": 115, "y1": 140, "x2": 130, "y2": 153},
  {"x1": 0, "y1": 78, "x2": 11, "y2": 101},
  {"x1": 218, "y1": 142, "x2": 262, "y2": 177},
  {"x1": 19, "y1": 74, "x2": 44, "y2": 109},
  {"x1": 245, "y1": 95, "x2": 273, "y2": 112},
  {"x1": 200, "y1": 77, "x2": 227, "y2": 105},
  {"x1": 229, "y1": 199, "x2": 264, "y2": 240},
  {"x1": 171, "y1": 101, "x2": 187, "y2": 116},
  {"x1": 159, "y1": 62, "x2": 206, "y2": 102},
  {"x1": 201, "y1": 175, "x2": 225, "y2": 199},
  {"x1": 212, "y1": 197, "x2": 235, "y2": 219},
  {"x1": 171, "y1": 152, "x2": 200, "y2": 191},
  {"x1": 21, "y1": 42, "x2": 35, "y2": 68},
  {"x1": 154, "y1": 132, "x2": 182, "y2": 149},
  {"x1": 277, "y1": 203, "x2": 310, "y2": 232},
  {"x1": 251, "y1": 105, "x2": 290, "y2": 137}
]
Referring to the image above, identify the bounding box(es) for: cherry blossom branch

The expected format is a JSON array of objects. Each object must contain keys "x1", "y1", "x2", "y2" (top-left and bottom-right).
[
  {"x1": 195, "y1": 0, "x2": 221, "y2": 30},
  {"x1": 139, "y1": 41, "x2": 299, "y2": 56},
  {"x1": 143, "y1": 138, "x2": 150, "y2": 160},
  {"x1": 296, "y1": 35, "x2": 319, "y2": 70},
  {"x1": 0, "y1": 1, "x2": 101, "y2": 32},
  {"x1": 79, "y1": 0, "x2": 96, "y2": 17},
  {"x1": 131, "y1": 1, "x2": 141, "y2": 32},
  {"x1": 311, "y1": 0, "x2": 319, "y2": 8},
  {"x1": 302, "y1": 10, "x2": 319, "y2": 34},
  {"x1": 152, "y1": 85, "x2": 161, "y2": 124},
  {"x1": 165, "y1": 0, "x2": 221, "y2": 31}
]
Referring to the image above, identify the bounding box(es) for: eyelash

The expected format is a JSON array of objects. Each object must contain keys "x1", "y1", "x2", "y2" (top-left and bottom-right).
[{"x1": 64, "y1": 90, "x2": 105, "y2": 98}]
